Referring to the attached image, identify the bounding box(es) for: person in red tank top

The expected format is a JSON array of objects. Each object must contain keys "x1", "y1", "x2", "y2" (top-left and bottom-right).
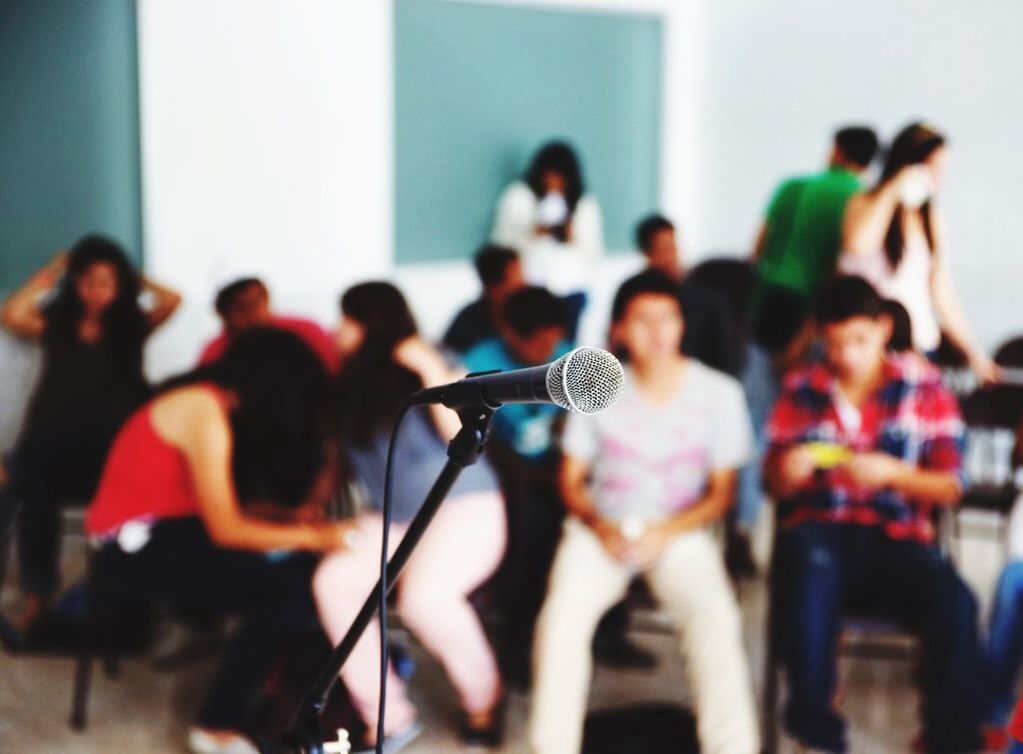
[{"x1": 86, "y1": 328, "x2": 353, "y2": 754}]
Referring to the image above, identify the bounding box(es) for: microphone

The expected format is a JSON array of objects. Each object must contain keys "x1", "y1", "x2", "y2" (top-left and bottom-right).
[{"x1": 411, "y1": 347, "x2": 625, "y2": 415}]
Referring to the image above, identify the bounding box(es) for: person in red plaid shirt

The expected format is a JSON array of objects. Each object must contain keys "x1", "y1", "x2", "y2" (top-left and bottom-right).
[{"x1": 765, "y1": 276, "x2": 984, "y2": 754}]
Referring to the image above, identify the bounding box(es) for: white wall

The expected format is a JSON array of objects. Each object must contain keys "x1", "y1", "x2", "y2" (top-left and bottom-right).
[
  {"x1": 140, "y1": 0, "x2": 1023, "y2": 373},
  {"x1": 138, "y1": 0, "x2": 696, "y2": 376},
  {"x1": 138, "y1": 0, "x2": 393, "y2": 377},
  {"x1": 694, "y1": 0, "x2": 1023, "y2": 351}
]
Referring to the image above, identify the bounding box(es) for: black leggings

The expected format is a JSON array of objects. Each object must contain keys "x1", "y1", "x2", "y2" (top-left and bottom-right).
[{"x1": 94, "y1": 517, "x2": 318, "y2": 731}]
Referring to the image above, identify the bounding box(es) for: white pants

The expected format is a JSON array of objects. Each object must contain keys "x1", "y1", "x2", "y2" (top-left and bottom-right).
[{"x1": 529, "y1": 519, "x2": 759, "y2": 754}]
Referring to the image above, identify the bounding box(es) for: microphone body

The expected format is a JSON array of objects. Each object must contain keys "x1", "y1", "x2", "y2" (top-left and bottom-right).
[{"x1": 410, "y1": 347, "x2": 625, "y2": 415}]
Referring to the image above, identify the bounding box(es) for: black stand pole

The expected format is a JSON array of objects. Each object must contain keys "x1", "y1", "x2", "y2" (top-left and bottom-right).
[{"x1": 266, "y1": 404, "x2": 497, "y2": 754}]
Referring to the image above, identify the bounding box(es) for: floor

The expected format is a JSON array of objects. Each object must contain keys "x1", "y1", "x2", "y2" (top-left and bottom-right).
[{"x1": 0, "y1": 511, "x2": 1008, "y2": 754}]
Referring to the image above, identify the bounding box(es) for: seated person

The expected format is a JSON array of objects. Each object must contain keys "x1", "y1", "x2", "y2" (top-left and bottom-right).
[
  {"x1": 764, "y1": 275, "x2": 984, "y2": 754},
  {"x1": 983, "y1": 419, "x2": 1023, "y2": 738},
  {"x1": 463, "y1": 286, "x2": 571, "y2": 685},
  {"x1": 85, "y1": 329, "x2": 351, "y2": 754},
  {"x1": 635, "y1": 214, "x2": 740, "y2": 376},
  {"x1": 313, "y1": 282, "x2": 506, "y2": 751},
  {"x1": 442, "y1": 244, "x2": 525, "y2": 355},
  {"x1": 530, "y1": 271, "x2": 759, "y2": 754},
  {"x1": 199, "y1": 277, "x2": 336, "y2": 370}
]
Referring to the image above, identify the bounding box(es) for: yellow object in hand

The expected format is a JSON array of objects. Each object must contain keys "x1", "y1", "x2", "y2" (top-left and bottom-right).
[{"x1": 805, "y1": 442, "x2": 853, "y2": 470}]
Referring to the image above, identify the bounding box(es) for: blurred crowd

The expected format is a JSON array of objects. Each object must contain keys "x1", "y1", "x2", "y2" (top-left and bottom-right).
[{"x1": 1, "y1": 122, "x2": 1021, "y2": 754}]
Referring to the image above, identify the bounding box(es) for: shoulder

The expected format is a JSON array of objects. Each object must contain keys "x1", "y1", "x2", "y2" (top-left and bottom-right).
[
  {"x1": 150, "y1": 383, "x2": 230, "y2": 444},
  {"x1": 497, "y1": 181, "x2": 535, "y2": 211},
  {"x1": 889, "y1": 351, "x2": 946, "y2": 391},
  {"x1": 690, "y1": 360, "x2": 745, "y2": 402}
]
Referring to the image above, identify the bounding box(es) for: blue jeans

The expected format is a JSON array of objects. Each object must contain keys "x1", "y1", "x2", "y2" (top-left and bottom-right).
[
  {"x1": 776, "y1": 521, "x2": 984, "y2": 753},
  {"x1": 736, "y1": 342, "x2": 777, "y2": 530},
  {"x1": 1012, "y1": 739, "x2": 1023, "y2": 754},
  {"x1": 985, "y1": 560, "x2": 1023, "y2": 725}
]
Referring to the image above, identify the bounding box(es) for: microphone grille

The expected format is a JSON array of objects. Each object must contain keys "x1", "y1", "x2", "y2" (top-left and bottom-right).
[{"x1": 546, "y1": 347, "x2": 625, "y2": 415}]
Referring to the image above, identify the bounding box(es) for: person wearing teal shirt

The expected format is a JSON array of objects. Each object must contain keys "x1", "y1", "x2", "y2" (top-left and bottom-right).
[{"x1": 462, "y1": 286, "x2": 571, "y2": 687}]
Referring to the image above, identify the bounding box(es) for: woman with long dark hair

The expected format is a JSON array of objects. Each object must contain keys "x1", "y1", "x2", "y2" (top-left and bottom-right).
[
  {"x1": 840, "y1": 122, "x2": 997, "y2": 380},
  {"x1": 0, "y1": 235, "x2": 180, "y2": 631},
  {"x1": 313, "y1": 282, "x2": 507, "y2": 752},
  {"x1": 491, "y1": 140, "x2": 604, "y2": 339},
  {"x1": 86, "y1": 327, "x2": 353, "y2": 754}
]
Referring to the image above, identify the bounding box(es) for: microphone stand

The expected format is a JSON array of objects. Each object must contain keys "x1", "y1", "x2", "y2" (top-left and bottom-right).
[{"x1": 264, "y1": 403, "x2": 497, "y2": 754}]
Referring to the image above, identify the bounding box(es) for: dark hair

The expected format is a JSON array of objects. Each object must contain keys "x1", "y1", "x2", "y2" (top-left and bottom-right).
[
  {"x1": 876, "y1": 122, "x2": 946, "y2": 270},
  {"x1": 525, "y1": 141, "x2": 585, "y2": 214},
  {"x1": 834, "y1": 126, "x2": 880, "y2": 168},
  {"x1": 333, "y1": 282, "x2": 420, "y2": 447},
  {"x1": 42, "y1": 234, "x2": 148, "y2": 376},
  {"x1": 611, "y1": 270, "x2": 682, "y2": 323},
  {"x1": 882, "y1": 298, "x2": 914, "y2": 353},
  {"x1": 473, "y1": 245, "x2": 519, "y2": 288},
  {"x1": 813, "y1": 275, "x2": 886, "y2": 325},
  {"x1": 215, "y1": 277, "x2": 266, "y2": 315},
  {"x1": 502, "y1": 286, "x2": 566, "y2": 338},
  {"x1": 635, "y1": 214, "x2": 675, "y2": 254},
  {"x1": 161, "y1": 327, "x2": 331, "y2": 507}
]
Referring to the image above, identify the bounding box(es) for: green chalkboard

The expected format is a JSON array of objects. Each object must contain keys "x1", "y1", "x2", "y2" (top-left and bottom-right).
[
  {"x1": 0, "y1": 0, "x2": 142, "y2": 294},
  {"x1": 395, "y1": 0, "x2": 663, "y2": 263}
]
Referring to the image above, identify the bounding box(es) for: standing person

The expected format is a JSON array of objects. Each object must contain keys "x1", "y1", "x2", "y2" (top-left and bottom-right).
[
  {"x1": 198, "y1": 277, "x2": 337, "y2": 371},
  {"x1": 840, "y1": 121, "x2": 997, "y2": 381},
  {"x1": 442, "y1": 244, "x2": 526, "y2": 355},
  {"x1": 86, "y1": 328, "x2": 351, "y2": 754},
  {"x1": 530, "y1": 271, "x2": 759, "y2": 754},
  {"x1": 764, "y1": 276, "x2": 984, "y2": 753},
  {"x1": 463, "y1": 286, "x2": 572, "y2": 687},
  {"x1": 491, "y1": 140, "x2": 603, "y2": 340},
  {"x1": 313, "y1": 282, "x2": 507, "y2": 752},
  {"x1": 740, "y1": 126, "x2": 880, "y2": 565},
  {"x1": 634, "y1": 214, "x2": 740, "y2": 376},
  {"x1": 0, "y1": 236, "x2": 180, "y2": 635}
]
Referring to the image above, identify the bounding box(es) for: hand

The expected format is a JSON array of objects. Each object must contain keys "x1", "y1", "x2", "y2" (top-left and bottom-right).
[
  {"x1": 317, "y1": 521, "x2": 362, "y2": 552},
  {"x1": 778, "y1": 444, "x2": 818, "y2": 490},
  {"x1": 969, "y1": 352, "x2": 1003, "y2": 386},
  {"x1": 622, "y1": 524, "x2": 673, "y2": 570},
  {"x1": 34, "y1": 251, "x2": 68, "y2": 287},
  {"x1": 591, "y1": 519, "x2": 630, "y2": 562},
  {"x1": 844, "y1": 452, "x2": 905, "y2": 489}
]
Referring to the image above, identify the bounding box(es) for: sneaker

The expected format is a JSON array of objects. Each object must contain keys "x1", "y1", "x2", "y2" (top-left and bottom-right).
[
  {"x1": 188, "y1": 728, "x2": 260, "y2": 754},
  {"x1": 351, "y1": 720, "x2": 423, "y2": 754}
]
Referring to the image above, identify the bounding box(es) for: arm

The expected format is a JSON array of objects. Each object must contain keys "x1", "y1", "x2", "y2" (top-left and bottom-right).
[
  {"x1": 845, "y1": 452, "x2": 961, "y2": 507},
  {"x1": 559, "y1": 454, "x2": 628, "y2": 559},
  {"x1": 394, "y1": 335, "x2": 464, "y2": 440},
  {"x1": 1, "y1": 252, "x2": 67, "y2": 340},
  {"x1": 749, "y1": 221, "x2": 768, "y2": 261},
  {"x1": 173, "y1": 392, "x2": 348, "y2": 552},
  {"x1": 841, "y1": 181, "x2": 903, "y2": 256},
  {"x1": 928, "y1": 213, "x2": 999, "y2": 381},
  {"x1": 141, "y1": 276, "x2": 182, "y2": 331}
]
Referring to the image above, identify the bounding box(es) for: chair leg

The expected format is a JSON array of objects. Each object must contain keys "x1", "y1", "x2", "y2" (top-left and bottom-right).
[{"x1": 71, "y1": 556, "x2": 100, "y2": 731}]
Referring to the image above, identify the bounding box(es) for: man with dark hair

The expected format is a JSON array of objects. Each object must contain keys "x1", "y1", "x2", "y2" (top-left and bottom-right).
[
  {"x1": 738, "y1": 126, "x2": 882, "y2": 575},
  {"x1": 462, "y1": 286, "x2": 572, "y2": 686},
  {"x1": 199, "y1": 277, "x2": 336, "y2": 370},
  {"x1": 442, "y1": 244, "x2": 525, "y2": 354},
  {"x1": 634, "y1": 214, "x2": 740, "y2": 377},
  {"x1": 531, "y1": 270, "x2": 758, "y2": 754},
  {"x1": 764, "y1": 275, "x2": 984, "y2": 753}
]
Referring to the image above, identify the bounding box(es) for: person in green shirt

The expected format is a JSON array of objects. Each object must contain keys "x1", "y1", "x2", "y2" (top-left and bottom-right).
[
  {"x1": 750, "y1": 126, "x2": 880, "y2": 357},
  {"x1": 735, "y1": 126, "x2": 879, "y2": 568}
]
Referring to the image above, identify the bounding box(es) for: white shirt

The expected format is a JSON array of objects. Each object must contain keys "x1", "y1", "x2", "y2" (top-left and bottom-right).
[
  {"x1": 838, "y1": 238, "x2": 941, "y2": 352},
  {"x1": 491, "y1": 180, "x2": 604, "y2": 295}
]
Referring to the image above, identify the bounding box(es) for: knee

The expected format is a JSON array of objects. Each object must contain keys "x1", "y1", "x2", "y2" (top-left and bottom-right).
[
  {"x1": 933, "y1": 567, "x2": 979, "y2": 629},
  {"x1": 997, "y1": 560, "x2": 1023, "y2": 605},
  {"x1": 312, "y1": 552, "x2": 359, "y2": 604},
  {"x1": 395, "y1": 581, "x2": 452, "y2": 630}
]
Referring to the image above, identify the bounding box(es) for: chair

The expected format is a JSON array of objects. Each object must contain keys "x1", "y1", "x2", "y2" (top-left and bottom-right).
[
  {"x1": 761, "y1": 508, "x2": 953, "y2": 753},
  {"x1": 954, "y1": 336, "x2": 1023, "y2": 553}
]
